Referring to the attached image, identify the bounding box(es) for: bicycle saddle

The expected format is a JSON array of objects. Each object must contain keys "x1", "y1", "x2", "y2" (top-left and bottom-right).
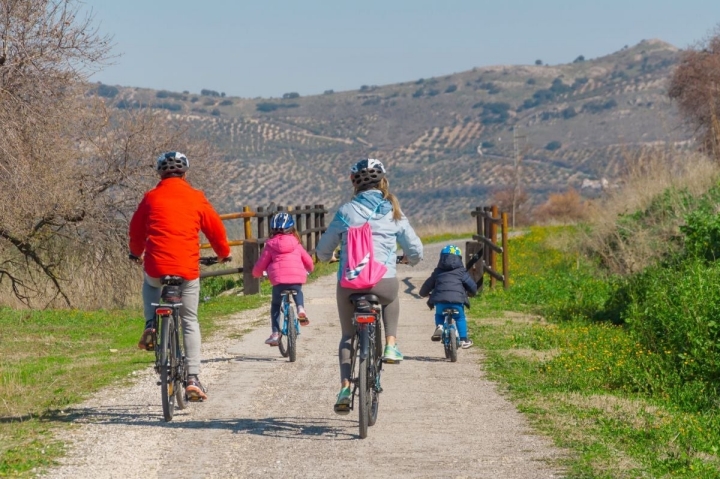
[
  {"x1": 161, "y1": 276, "x2": 183, "y2": 286},
  {"x1": 442, "y1": 307, "x2": 460, "y2": 315},
  {"x1": 349, "y1": 294, "x2": 380, "y2": 312},
  {"x1": 281, "y1": 290, "x2": 298, "y2": 296}
]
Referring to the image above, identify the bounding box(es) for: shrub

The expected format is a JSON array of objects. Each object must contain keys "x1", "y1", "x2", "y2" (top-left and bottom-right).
[
  {"x1": 360, "y1": 85, "x2": 370, "y2": 91},
  {"x1": 582, "y1": 99, "x2": 617, "y2": 113},
  {"x1": 535, "y1": 59, "x2": 543, "y2": 65},
  {"x1": 412, "y1": 89, "x2": 424, "y2": 98},
  {"x1": 481, "y1": 141, "x2": 495, "y2": 149},
  {"x1": 550, "y1": 78, "x2": 571, "y2": 94},
  {"x1": 534, "y1": 188, "x2": 588, "y2": 223},
  {"x1": 201, "y1": 89, "x2": 221, "y2": 97},
  {"x1": 219, "y1": 99, "x2": 233, "y2": 106},
  {"x1": 416, "y1": 78, "x2": 425, "y2": 84},
  {"x1": 203, "y1": 98, "x2": 215, "y2": 106},
  {"x1": 156, "y1": 90, "x2": 170, "y2": 98},
  {"x1": 152, "y1": 102, "x2": 182, "y2": 112},
  {"x1": 190, "y1": 97, "x2": 199, "y2": 103},
  {"x1": 445, "y1": 84, "x2": 457, "y2": 93},
  {"x1": 283, "y1": 92, "x2": 300, "y2": 99},
  {"x1": 526, "y1": 78, "x2": 536, "y2": 85},
  {"x1": 573, "y1": 55, "x2": 585, "y2": 63},
  {"x1": 95, "y1": 83, "x2": 119, "y2": 98},
  {"x1": 210, "y1": 109, "x2": 220, "y2": 116},
  {"x1": 323, "y1": 89, "x2": 334, "y2": 95},
  {"x1": 545, "y1": 140, "x2": 562, "y2": 151},
  {"x1": 562, "y1": 107, "x2": 577, "y2": 119},
  {"x1": 427, "y1": 89, "x2": 440, "y2": 97}
]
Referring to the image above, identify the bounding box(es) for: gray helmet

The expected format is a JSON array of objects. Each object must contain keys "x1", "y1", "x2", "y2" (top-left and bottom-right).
[
  {"x1": 156, "y1": 151, "x2": 189, "y2": 176},
  {"x1": 350, "y1": 158, "x2": 386, "y2": 188}
]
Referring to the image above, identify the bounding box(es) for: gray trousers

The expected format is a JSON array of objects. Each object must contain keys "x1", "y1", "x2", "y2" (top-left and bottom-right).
[
  {"x1": 143, "y1": 274, "x2": 202, "y2": 376},
  {"x1": 336, "y1": 277, "x2": 399, "y2": 382}
]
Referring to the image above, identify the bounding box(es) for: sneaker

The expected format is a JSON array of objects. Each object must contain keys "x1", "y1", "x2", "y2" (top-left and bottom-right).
[
  {"x1": 186, "y1": 375, "x2": 207, "y2": 402},
  {"x1": 431, "y1": 325, "x2": 443, "y2": 342},
  {"x1": 297, "y1": 307, "x2": 310, "y2": 326},
  {"x1": 137, "y1": 327, "x2": 155, "y2": 351},
  {"x1": 265, "y1": 332, "x2": 280, "y2": 346},
  {"x1": 382, "y1": 344, "x2": 403, "y2": 363},
  {"x1": 333, "y1": 386, "x2": 352, "y2": 415},
  {"x1": 460, "y1": 339, "x2": 474, "y2": 349}
]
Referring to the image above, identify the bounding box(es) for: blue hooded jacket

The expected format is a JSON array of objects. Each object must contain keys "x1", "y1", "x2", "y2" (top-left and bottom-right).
[
  {"x1": 419, "y1": 252, "x2": 478, "y2": 308},
  {"x1": 316, "y1": 190, "x2": 423, "y2": 278}
]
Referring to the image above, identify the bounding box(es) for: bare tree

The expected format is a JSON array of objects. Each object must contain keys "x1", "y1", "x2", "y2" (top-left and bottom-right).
[
  {"x1": 668, "y1": 29, "x2": 720, "y2": 160},
  {"x1": 0, "y1": 1, "x2": 215, "y2": 308}
]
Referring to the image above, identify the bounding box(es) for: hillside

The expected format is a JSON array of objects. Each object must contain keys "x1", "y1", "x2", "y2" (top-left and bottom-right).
[{"x1": 95, "y1": 39, "x2": 687, "y2": 223}]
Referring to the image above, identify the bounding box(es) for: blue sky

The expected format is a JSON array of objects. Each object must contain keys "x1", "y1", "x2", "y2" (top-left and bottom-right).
[{"x1": 83, "y1": 0, "x2": 720, "y2": 98}]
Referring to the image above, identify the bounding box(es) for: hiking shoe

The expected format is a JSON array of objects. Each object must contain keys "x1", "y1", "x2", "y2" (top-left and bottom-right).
[
  {"x1": 186, "y1": 375, "x2": 207, "y2": 402},
  {"x1": 460, "y1": 339, "x2": 474, "y2": 349},
  {"x1": 333, "y1": 386, "x2": 352, "y2": 415},
  {"x1": 382, "y1": 344, "x2": 403, "y2": 363},
  {"x1": 265, "y1": 332, "x2": 280, "y2": 346},
  {"x1": 297, "y1": 307, "x2": 310, "y2": 326},
  {"x1": 431, "y1": 325, "x2": 443, "y2": 342},
  {"x1": 137, "y1": 328, "x2": 155, "y2": 351}
]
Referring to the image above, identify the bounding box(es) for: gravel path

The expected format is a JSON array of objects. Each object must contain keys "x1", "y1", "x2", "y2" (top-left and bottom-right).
[{"x1": 44, "y1": 241, "x2": 564, "y2": 479}]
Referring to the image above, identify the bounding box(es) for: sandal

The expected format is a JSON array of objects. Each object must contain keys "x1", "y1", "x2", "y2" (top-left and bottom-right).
[
  {"x1": 137, "y1": 328, "x2": 155, "y2": 351},
  {"x1": 298, "y1": 309, "x2": 310, "y2": 326}
]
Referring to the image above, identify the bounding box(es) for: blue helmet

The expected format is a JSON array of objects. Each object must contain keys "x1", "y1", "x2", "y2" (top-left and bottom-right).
[
  {"x1": 441, "y1": 245, "x2": 462, "y2": 256},
  {"x1": 270, "y1": 212, "x2": 295, "y2": 232}
]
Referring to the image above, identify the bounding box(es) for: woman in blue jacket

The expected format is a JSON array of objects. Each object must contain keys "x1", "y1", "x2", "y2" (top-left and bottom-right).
[{"x1": 316, "y1": 159, "x2": 423, "y2": 414}]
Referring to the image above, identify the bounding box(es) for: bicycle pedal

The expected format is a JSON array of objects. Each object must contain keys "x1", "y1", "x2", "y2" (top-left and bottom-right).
[{"x1": 156, "y1": 381, "x2": 162, "y2": 386}]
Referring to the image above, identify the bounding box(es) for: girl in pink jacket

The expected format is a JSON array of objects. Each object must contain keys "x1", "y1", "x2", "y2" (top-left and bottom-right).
[{"x1": 252, "y1": 213, "x2": 314, "y2": 346}]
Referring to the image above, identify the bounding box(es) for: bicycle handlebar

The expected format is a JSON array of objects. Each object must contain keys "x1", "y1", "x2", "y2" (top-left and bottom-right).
[{"x1": 200, "y1": 256, "x2": 232, "y2": 266}]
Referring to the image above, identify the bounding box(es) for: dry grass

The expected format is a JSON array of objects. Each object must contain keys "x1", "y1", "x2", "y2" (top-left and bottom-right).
[{"x1": 577, "y1": 149, "x2": 720, "y2": 274}]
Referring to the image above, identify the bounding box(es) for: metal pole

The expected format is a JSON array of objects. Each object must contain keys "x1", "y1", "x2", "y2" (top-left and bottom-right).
[{"x1": 502, "y1": 212, "x2": 509, "y2": 289}]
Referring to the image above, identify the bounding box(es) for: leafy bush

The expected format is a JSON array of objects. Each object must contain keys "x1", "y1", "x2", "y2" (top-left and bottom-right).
[
  {"x1": 219, "y1": 99, "x2": 233, "y2": 106},
  {"x1": 152, "y1": 102, "x2": 182, "y2": 112},
  {"x1": 550, "y1": 78, "x2": 571, "y2": 95},
  {"x1": 283, "y1": 92, "x2": 300, "y2": 99},
  {"x1": 412, "y1": 89, "x2": 424, "y2": 98},
  {"x1": 535, "y1": 59, "x2": 543, "y2": 65},
  {"x1": 427, "y1": 89, "x2": 440, "y2": 97},
  {"x1": 526, "y1": 78, "x2": 536, "y2": 85},
  {"x1": 545, "y1": 140, "x2": 562, "y2": 151},
  {"x1": 201, "y1": 89, "x2": 221, "y2": 97},
  {"x1": 211, "y1": 109, "x2": 220, "y2": 116},
  {"x1": 323, "y1": 89, "x2": 334, "y2": 95},
  {"x1": 481, "y1": 141, "x2": 495, "y2": 149},
  {"x1": 583, "y1": 99, "x2": 617, "y2": 113},
  {"x1": 445, "y1": 84, "x2": 457, "y2": 93},
  {"x1": 562, "y1": 107, "x2": 577, "y2": 119},
  {"x1": 573, "y1": 55, "x2": 585, "y2": 63},
  {"x1": 95, "y1": 83, "x2": 119, "y2": 98},
  {"x1": 255, "y1": 102, "x2": 299, "y2": 112}
]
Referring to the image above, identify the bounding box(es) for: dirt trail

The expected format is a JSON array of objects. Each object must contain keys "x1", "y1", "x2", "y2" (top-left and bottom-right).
[{"x1": 45, "y1": 241, "x2": 564, "y2": 479}]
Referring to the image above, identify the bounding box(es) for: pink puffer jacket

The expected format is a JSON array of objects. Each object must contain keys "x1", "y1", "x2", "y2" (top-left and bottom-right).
[{"x1": 252, "y1": 233, "x2": 314, "y2": 285}]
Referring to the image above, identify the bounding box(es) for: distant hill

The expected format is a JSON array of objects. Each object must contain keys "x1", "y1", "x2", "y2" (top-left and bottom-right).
[{"x1": 94, "y1": 39, "x2": 688, "y2": 223}]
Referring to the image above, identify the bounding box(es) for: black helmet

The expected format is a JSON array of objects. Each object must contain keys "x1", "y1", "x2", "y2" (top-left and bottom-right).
[
  {"x1": 156, "y1": 151, "x2": 189, "y2": 176},
  {"x1": 350, "y1": 158, "x2": 386, "y2": 188}
]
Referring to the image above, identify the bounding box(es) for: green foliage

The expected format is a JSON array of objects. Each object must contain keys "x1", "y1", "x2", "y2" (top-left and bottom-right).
[
  {"x1": 545, "y1": 140, "x2": 562, "y2": 151},
  {"x1": 201, "y1": 89, "x2": 221, "y2": 97},
  {"x1": 535, "y1": 59, "x2": 543, "y2": 65},
  {"x1": 283, "y1": 92, "x2": 300, "y2": 99},
  {"x1": 256, "y1": 102, "x2": 299, "y2": 112},
  {"x1": 94, "y1": 83, "x2": 118, "y2": 98},
  {"x1": 444, "y1": 84, "x2": 457, "y2": 93}
]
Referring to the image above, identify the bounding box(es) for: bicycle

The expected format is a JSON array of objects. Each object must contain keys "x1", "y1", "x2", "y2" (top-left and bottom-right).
[
  {"x1": 150, "y1": 256, "x2": 225, "y2": 421},
  {"x1": 440, "y1": 307, "x2": 461, "y2": 363},
  {"x1": 347, "y1": 293, "x2": 384, "y2": 439},
  {"x1": 277, "y1": 289, "x2": 300, "y2": 362}
]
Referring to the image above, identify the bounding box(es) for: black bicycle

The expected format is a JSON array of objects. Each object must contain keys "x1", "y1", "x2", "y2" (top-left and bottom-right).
[
  {"x1": 347, "y1": 293, "x2": 384, "y2": 439},
  {"x1": 277, "y1": 289, "x2": 300, "y2": 362},
  {"x1": 149, "y1": 256, "x2": 226, "y2": 421},
  {"x1": 151, "y1": 275, "x2": 187, "y2": 422}
]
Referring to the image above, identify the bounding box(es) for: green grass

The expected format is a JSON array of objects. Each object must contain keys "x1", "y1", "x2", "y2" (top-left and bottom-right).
[
  {"x1": 469, "y1": 226, "x2": 720, "y2": 478},
  {"x1": 0, "y1": 260, "x2": 338, "y2": 477}
]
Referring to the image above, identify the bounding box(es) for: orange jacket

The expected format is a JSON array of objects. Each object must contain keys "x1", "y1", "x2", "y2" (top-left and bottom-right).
[{"x1": 129, "y1": 177, "x2": 230, "y2": 280}]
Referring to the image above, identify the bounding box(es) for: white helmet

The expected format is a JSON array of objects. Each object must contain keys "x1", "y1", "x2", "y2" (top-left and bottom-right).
[{"x1": 156, "y1": 151, "x2": 189, "y2": 176}]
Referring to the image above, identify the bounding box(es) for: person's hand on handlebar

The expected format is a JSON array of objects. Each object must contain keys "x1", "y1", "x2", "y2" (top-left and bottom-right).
[
  {"x1": 218, "y1": 256, "x2": 232, "y2": 264},
  {"x1": 128, "y1": 253, "x2": 143, "y2": 265},
  {"x1": 396, "y1": 255, "x2": 408, "y2": 264}
]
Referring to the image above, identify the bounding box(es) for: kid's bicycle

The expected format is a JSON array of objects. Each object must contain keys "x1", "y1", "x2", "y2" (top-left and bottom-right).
[
  {"x1": 439, "y1": 307, "x2": 461, "y2": 363},
  {"x1": 277, "y1": 289, "x2": 300, "y2": 362}
]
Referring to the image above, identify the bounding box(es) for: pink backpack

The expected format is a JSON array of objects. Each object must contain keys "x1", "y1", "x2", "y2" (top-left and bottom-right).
[{"x1": 339, "y1": 206, "x2": 388, "y2": 290}]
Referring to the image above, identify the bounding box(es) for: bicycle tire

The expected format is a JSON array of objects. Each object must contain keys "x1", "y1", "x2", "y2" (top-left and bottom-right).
[
  {"x1": 368, "y1": 321, "x2": 380, "y2": 427},
  {"x1": 287, "y1": 306, "x2": 297, "y2": 363},
  {"x1": 278, "y1": 301, "x2": 289, "y2": 358},
  {"x1": 159, "y1": 314, "x2": 175, "y2": 421},
  {"x1": 173, "y1": 317, "x2": 187, "y2": 410},
  {"x1": 358, "y1": 348, "x2": 369, "y2": 439},
  {"x1": 449, "y1": 327, "x2": 458, "y2": 363}
]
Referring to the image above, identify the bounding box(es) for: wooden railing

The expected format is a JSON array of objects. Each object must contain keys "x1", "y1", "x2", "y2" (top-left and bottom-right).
[
  {"x1": 199, "y1": 204, "x2": 328, "y2": 294},
  {"x1": 466, "y1": 205, "x2": 509, "y2": 290}
]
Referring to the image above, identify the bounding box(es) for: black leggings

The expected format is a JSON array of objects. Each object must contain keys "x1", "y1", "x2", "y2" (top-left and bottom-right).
[{"x1": 336, "y1": 277, "x2": 399, "y2": 382}]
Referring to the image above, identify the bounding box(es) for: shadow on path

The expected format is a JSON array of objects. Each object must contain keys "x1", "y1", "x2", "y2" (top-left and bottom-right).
[
  {"x1": 41, "y1": 407, "x2": 358, "y2": 440},
  {"x1": 400, "y1": 277, "x2": 423, "y2": 299}
]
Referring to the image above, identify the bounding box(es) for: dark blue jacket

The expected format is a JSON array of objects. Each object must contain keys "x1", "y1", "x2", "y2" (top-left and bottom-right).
[{"x1": 419, "y1": 253, "x2": 478, "y2": 308}]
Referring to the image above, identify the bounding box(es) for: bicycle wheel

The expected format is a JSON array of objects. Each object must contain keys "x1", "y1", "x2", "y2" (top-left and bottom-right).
[
  {"x1": 278, "y1": 302, "x2": 289, "y2": 358},
  {"x1": 449, "y1": 327, "x2": 458, "y2": 363},
  {"x1": 173, "y1": 317, "x2": 187, "y2": 410},
  {"x1": 358, "y1": 348, "x2": 369, "y2": 439},
  {"x1": 368, "y1": 323, "x2": 381, "y2": 427},
  {"x1": 287, "y1": 306, "x2": 297, "y2": 363},
  {"x1": 159, "y1": 314, "x2": 175, "y2": 421}
]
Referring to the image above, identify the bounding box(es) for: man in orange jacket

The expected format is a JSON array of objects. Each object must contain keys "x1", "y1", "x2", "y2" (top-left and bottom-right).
[{"x1": 129, "y1": 151, "x2": 230, "y2": 401}]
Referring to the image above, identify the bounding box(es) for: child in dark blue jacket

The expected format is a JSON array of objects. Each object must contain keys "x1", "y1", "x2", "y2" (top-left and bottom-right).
[{"x1": 419, "y1": 244, "x2": 478, "y2": 348}]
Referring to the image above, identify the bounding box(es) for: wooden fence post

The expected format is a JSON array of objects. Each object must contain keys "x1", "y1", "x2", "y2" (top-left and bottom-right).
[
  {"x1": 304, "y1": 204, "x2": 313, "y2": 253},
  {"x1": 243, "y1": 239, "x2": 260, "y2": 295},
  {"x1": 490, "y1": 205, "x2": 498, "y2": 289},
  {"x1": 243, "y1": 205, "x2": 252, "y2": 240},
  {"x1": 257, "y1": 206, "x2": 265, "y2": 249},
  {"x1": 294, "y1": 204, "x2": 303, "y2": 248},
  {"x1": 314, "y1": 204, "x2": 322, "y2": 250},
  {"x1": 501, "y1": 212, "x2": 509, "y2": 289}
]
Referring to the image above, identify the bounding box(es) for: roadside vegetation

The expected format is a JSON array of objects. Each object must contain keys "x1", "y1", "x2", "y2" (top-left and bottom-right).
[{"x1": 468, "y1": 32, "x2": 720, "y2": 475}]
